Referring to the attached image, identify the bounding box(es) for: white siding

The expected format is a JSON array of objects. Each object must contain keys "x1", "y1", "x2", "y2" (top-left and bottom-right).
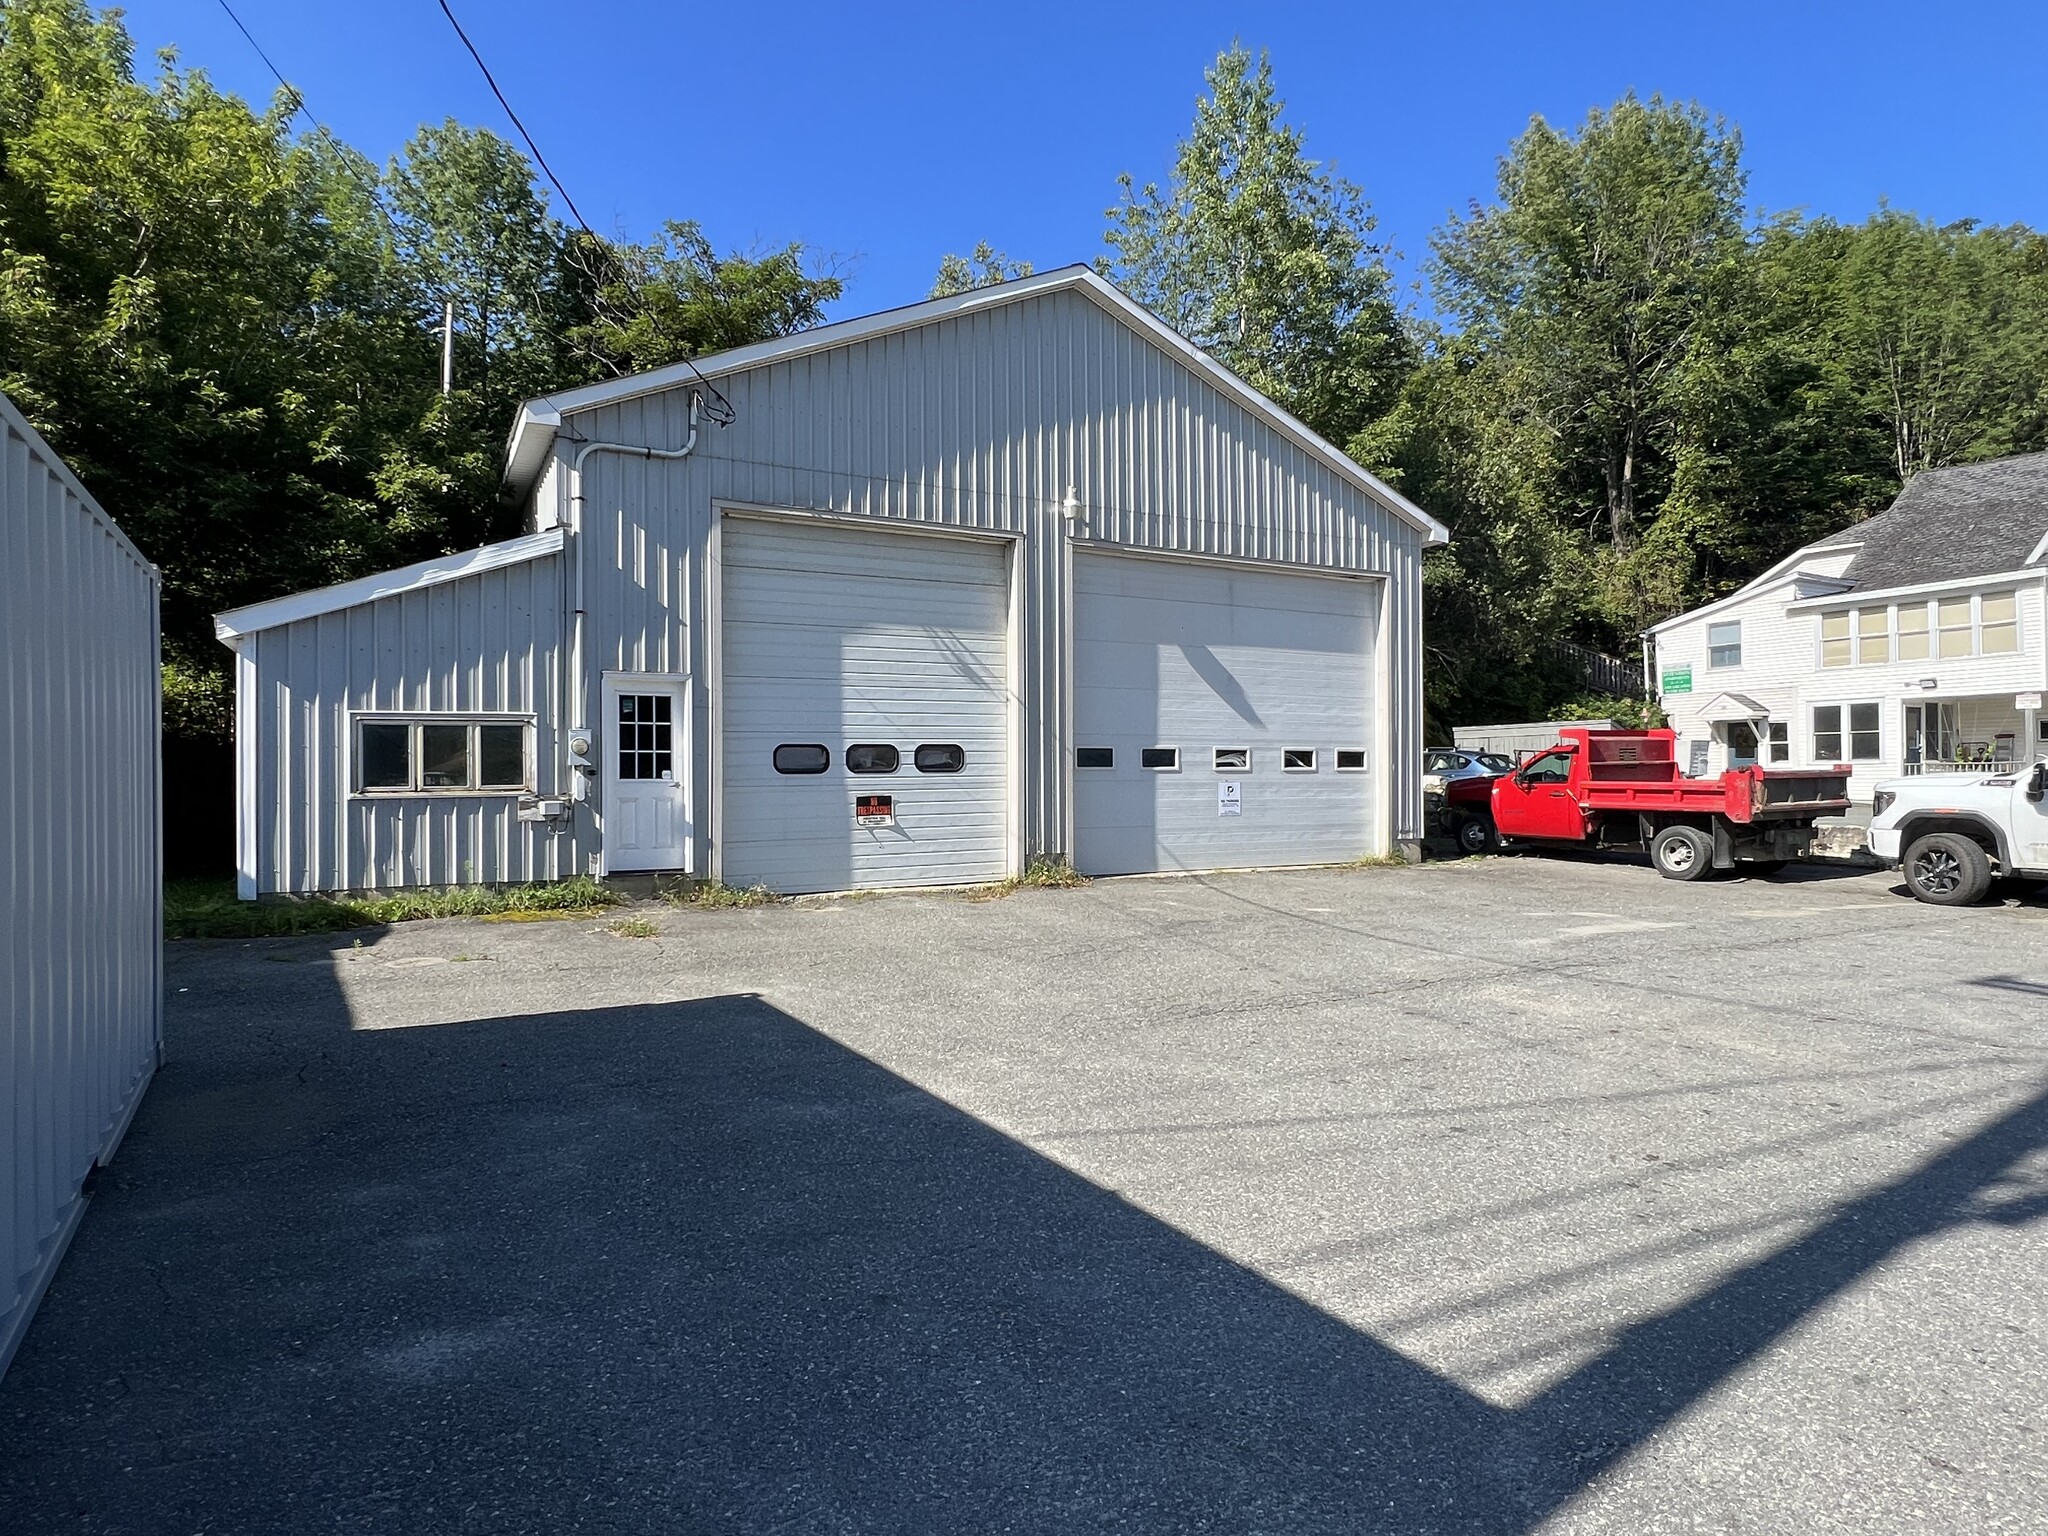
[
  {"x1": 2, "y1": 395, "x2": 161, "y2": 1378},
  {"x1": 566, "y1": 285, "x2": 1428, "y2": 874},
  {"x1": 1658, "y1": 572, "x2": 2048, "y2": 802}
]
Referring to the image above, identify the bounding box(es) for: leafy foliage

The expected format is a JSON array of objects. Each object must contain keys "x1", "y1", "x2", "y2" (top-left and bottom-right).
[
  {"x1": 1103, "y1": 46, "x2": 1411, "y2": 445},
  {"x1": 930, "y1": 241, "x2": 1034, "y2": 298}
]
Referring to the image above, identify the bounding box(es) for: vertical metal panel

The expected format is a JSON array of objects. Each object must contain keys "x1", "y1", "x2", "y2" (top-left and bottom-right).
[
  {"x1": 566, "y1": 285, "x2": 1429, "y2": 871},
  {"x1": 241, "y1": 552, "x2": 575, "y2": 893},
  {"x1": 2, "y1": 394, "x2": 161, "y2": 1379}
]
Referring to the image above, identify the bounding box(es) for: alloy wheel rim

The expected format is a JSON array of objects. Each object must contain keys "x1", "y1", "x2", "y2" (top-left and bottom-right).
[
  {"x1": 1914, "y1": 849, "x2": 1961, "y2": 894},
  {"x1": 1663, "y1": 836, "x2": 1696, "y2": 872}
]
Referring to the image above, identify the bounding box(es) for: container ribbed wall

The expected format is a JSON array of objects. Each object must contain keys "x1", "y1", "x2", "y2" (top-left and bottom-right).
[
  {"x1": 241, "y1": 553, "x2": 575, "y2": 893},
  {"x1": 561, "y1": 285, "x2": 1429, "y2": 867},
  {"x1": 1, "y1": 393, "x2": 162, "y2": 1378}
]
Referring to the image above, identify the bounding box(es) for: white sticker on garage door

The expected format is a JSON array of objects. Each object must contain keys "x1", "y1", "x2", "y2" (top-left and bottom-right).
[{"x1": 1218, "y1": 780, "x2": 1242, "y2": 816}]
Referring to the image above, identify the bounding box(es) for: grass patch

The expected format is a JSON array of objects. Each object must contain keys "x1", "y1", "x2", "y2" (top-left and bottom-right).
[
  {"x1": 972, "y1": 857, "x2": 1091, "y2": 900},
  {"x1": 608, "y1": 916, "x2": 661, "y2": 938},
  {"x1": 664, "y1": 880, "x2": 778, "y2": 910},
  {"x1": 165, "y1": 877, "x2": 620, "y2": 940},
  {"x1": 1342, "y1": 852, "x2": 1413, "y2": 870}
]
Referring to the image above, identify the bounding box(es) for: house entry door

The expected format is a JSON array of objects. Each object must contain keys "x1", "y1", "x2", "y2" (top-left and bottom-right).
[{"x1": 603, "y1": 675, "x2": 691, "y2": 872}]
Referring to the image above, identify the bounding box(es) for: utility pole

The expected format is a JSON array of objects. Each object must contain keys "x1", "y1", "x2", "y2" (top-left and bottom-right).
[{"x1": 440, "y1": 300, "x2": 454, "y2": 395}]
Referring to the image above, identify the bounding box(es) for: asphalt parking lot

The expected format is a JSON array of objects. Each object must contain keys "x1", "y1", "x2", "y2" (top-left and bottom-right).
[{"x1": 4, "y1": 854, "x2": 2046, "y2": 1534}]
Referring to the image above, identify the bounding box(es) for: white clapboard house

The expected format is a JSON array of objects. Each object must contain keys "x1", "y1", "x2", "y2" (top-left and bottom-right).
[{"x1": 1650, "y1": 453, "x2": 2048, "y2": 808}]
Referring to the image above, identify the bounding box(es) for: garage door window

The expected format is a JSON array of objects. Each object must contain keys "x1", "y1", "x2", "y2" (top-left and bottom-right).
[
  {"x1": 1076, "y1": 747, "x2": 1113, "y2": 769},
  {"x1": 1213, "y1": 747, "x2": 1249, "y2": 770},
  {"x1": 914, "y1": 744, "x2": 965, "y2": 774},
  {"x1": 846, "y1": 743, "x2": 900, "y2": 774},
  {"x1": 773, "y1": 743, "x2": 830, "y2": 775},
  {"x1": 1284, "y1": 749, "x2": 1316, "y2": 771},
  {"x1": 1336, "y1": 749, "x2": 1367, "y2": 771},
  {"x1": 1140, "y1": 747, "x2": 1180, "y2": 771}
]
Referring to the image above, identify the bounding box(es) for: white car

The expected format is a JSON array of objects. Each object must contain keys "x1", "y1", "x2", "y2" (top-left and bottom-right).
[{"x1": 1868, "y1": 759, "x2": 2048, "y2": 904}]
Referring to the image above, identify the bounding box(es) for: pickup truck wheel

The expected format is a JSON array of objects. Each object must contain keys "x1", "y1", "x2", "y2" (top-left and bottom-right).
[
  {"x1": 1902, "y1": 832, "x2": 1993, "y2": 906},
  {"x1": 1650, "y1": 824, "x2": 1714, "y2": 881},
  {"x1": 1456, "y1": 815, "x2": 1497, "y2": 855}
]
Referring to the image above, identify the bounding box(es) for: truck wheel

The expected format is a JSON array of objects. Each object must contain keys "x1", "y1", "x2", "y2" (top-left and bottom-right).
[
  {"x1": 1456, "y1": 815, "x2": 1497, "y2": 855},
  {"x1": 1650, "y1": 824, "x2": 1714, "y2": 881},
  {"x1": 1902, "y1": 832, "x2": 1993, "y2": 906}
]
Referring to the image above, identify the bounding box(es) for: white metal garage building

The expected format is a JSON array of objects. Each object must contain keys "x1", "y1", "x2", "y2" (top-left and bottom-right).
[{"x1": 217, "y1": 267, "x2": 1445, "y2": 895}]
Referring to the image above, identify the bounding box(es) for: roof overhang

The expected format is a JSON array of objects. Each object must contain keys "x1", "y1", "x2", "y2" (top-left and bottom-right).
[
  {"x1": 214, "y1": 527, "x2": 565, "y2": 643},
  {"x1": 1785, "y1": 565, "x2": 2048, "y2": 613},
  {"x1": 500, "y1": 265, "x2": 1449, "y2": 548},
  {"x1": 1697, "y1": 691, "x2": 1774, "y2": 724},
  {"x1": 1646, "y1": 569, "x2": 1855, "y2": 634}
]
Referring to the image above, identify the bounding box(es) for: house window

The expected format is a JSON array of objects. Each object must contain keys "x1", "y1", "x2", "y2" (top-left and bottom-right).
[
  {"x1": 1856, "y1": 606, "x2": 1890, "y2": 665},
  {"x1": 1981, "y1": 591, "x2": 2019, "y2": 655},
  {"x1": 1896, "y1": 602, "x2": 1930, "y2": 662},
  {"x1": 619, "y1": 695, "x2": 673, "y2": 780},
  {"x1": 1704, "y1": 621, "x2": 1740, "y2": 668},
  {"x1": 354, "y1": 718, "x2": 532, "y2": 793},
  {"x1": 1814, "y1": 704, "x2": 1880, "y2": 763},
  {"x1": 1820, "y1": 612, "x2": 1851, "y2": 668},
  {"x1": 1937, "y1": 597, "x2": 1974, "y2": 658},
  {"x1": 1765, "y1": 722, "x2": 1789, "y2": 764}
]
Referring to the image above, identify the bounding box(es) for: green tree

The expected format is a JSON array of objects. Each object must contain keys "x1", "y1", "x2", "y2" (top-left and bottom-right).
[
  {"x1": 1102, "y1": 45, "x2": 1410, "y2": 445},
  {"x1": 1430, "y1": 96, "x2": 1750, "y2": 561},
  {"x1": 930, "y1": 241, "x2": 1033, "y2": 298},
  {"x1": 563, "y1": 221, "x2": 843, "y2": 381}
]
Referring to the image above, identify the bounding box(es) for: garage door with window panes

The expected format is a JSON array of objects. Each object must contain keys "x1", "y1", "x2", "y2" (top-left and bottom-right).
[
  {"x1": 1071, "y1": 553, "x2": 1377, "y2": 876},
  {"x1": 718, "y1": 517, "x2": 1010, "y2": 893},
  {"x1": 355, "y1": 718, "x2": 530, "y2": 794}
]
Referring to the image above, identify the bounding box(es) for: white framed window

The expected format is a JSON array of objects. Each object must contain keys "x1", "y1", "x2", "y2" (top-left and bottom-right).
[
  {"x1": 1707, "y1": 620, "x2": 1742, "y2": 668},
  {"x1": 354, "y1": 716, "x2": 532, "y2": 794},
  {"x1": 1937, "y1": 597, "x2": 1974, "y2": 658},
  {"x1": 1140, "y1": 747, "x2": 1180, "y2": 771},
  {"x1": 1819, "y1": 611, "x2": 1851, "y2": 668},
  {"x1": 1765, "y1": 722, "x2": 1789, "y2": 764},
  {"x1": 1813, "y1": 703, "x2": 1880, "y2": 763},
  {"x1": 1981, "y1": 590, "x2": 2019, "y2": 655},
  {"x1": 1335, "y1": 749, "x2": 1368, "y2": 771},
  {"x1": 1896, "y1": 602, "x2": 1931, "y2": 662},
  {"x1": 1856, "y1": 606, "x2": 1890, "y2": 664},
  {"x1": 1283, "y1": 748, "x2": 1317, "y2": 771},
  {"x1": 1213, "y1": 747, "x2": 1249, "y2": 771}
]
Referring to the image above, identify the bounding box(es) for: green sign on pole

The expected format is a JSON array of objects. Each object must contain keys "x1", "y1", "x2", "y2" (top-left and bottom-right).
[{"x1": 1661, "y1": 665, "x2": 1693, "y2": 695}]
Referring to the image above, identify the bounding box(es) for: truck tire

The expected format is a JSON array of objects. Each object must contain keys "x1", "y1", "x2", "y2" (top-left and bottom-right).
[
  {"x1": 1456, "y1": 814, "x2": 1497, "y2": 855},
  {"x1": 1650, "y1": 824, "x2": 1714, "y2": 881},
  {"x1": 1902, "y1": 832, "x2": 1993, "y2": 906}
]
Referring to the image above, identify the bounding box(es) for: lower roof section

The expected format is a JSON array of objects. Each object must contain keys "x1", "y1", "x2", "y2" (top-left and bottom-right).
[{"x1": 214, "y1": 527, "x2": 565, "y2": 644}]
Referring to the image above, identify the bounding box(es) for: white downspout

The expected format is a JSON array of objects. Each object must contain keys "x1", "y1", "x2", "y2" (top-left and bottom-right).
[{"x1": 562, "y1": 391, "x2": 702, "y2": 791}]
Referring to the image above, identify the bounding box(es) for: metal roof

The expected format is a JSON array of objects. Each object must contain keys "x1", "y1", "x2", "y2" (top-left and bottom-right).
[{"x1": 501, "y1": 265, "x2": 1449, "y2": 547}]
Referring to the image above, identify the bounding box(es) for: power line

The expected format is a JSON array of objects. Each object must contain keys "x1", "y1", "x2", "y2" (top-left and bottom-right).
[
  {"x1": 432, "y1": 0, "x2": 592, "y2": 235},
  {"x1": 211, "y1": 0, "x2": 386, "y2": 211},
  {"x1": 431, "y1": 0, "x2": 738, "y2": 425}
]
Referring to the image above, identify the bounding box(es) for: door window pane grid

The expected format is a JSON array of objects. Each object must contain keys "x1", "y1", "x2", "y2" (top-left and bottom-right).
[{"x1": 618, "y1": 694, "x2": 673, "y2": 780}]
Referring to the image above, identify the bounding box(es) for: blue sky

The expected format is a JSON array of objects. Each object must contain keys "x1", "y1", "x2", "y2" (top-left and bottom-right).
[{"x1": 120, "y1": 1, "x2": 2048, "y2": 318}]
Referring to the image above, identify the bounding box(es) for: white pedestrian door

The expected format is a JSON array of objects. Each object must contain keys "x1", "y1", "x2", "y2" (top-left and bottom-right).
[{"x1": 604, "y1": 677, "x2": 691, "y2": 872}]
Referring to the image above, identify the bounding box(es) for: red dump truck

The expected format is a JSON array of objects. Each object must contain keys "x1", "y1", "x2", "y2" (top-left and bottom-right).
[{"x1": 1441, "y1": 727, "x2": 1853, "y2": 879}]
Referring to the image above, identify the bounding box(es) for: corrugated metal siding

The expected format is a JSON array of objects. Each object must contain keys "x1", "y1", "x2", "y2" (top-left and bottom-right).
[
  {"x1": 242, "y1": 553, "x2": 577, "y2": 892},
  {"x1": 566, "y1": 286, "x2": 1428, "y2": 867},
  {"x1": 1, "y1": 394, "x2": 161, "y2": 1378}
]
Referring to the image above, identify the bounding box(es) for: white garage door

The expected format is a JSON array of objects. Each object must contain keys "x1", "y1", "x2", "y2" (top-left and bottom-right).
[
  {"x1": 720, "y1": 517, "x2": 1011, "y2": 893},
  {"x1": 1073, "y1": 553, "x2": 1377, "y2": 876}
]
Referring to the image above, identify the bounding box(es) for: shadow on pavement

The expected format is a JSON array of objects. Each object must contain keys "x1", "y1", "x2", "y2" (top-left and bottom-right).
[{"x1": 2, "y1": 958, "x2": 2045, "y2": 1533}]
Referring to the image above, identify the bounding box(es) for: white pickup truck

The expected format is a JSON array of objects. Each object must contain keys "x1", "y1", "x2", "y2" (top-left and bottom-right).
[{"x1": 1868, "y1": 759, "x2": 2048, "y2": 904}]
